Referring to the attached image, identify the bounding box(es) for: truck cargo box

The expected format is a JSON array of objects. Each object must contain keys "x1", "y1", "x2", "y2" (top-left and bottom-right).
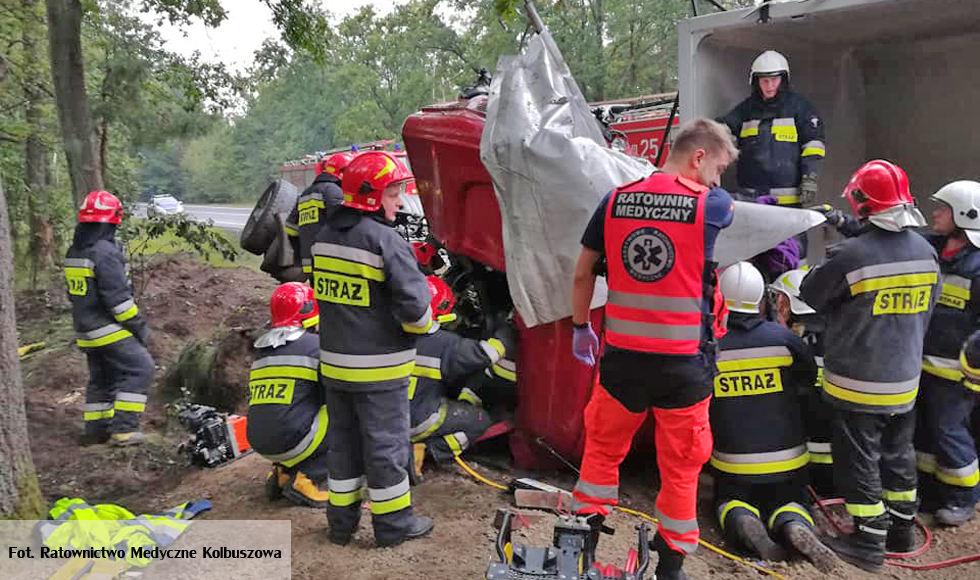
[{"x1": 678, "y1": 0, "x2": 980, "y2": 206}]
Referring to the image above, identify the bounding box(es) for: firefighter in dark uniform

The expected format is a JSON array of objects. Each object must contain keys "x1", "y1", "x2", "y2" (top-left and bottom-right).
[
  {"x1": 249, "y1": 282, "x2": 329, "y2": 508},
  {"x1": 66, "y1": 191, "x2": 154, "y2": 446},
  {"x1": 719, "y1": 50, "x2": 826, "y2": 208},
  {"x1": 769, "y1": 268, "x2": 836, "y2": 496},
  {"x1": 800, "y1": 160, "x2": 939, "y2": 571},
  {"x1": 569, "y1": 119, "x2": 737, "y2": 580},
  {"x1": 915, "y1": 180, "x2": 980, "y2": 526},
  {"x1": 284, "y1": 152, "x2": 354, "y2": 279},
  {"x1": 313, "y1": 151, "x2": 435, "y2": 547},
  {"x1": 712, "y1": 262, "x2": 837, "y2": 571},
  {"x1": 410, "y1": 276, "x2": 516, "y2": 465}
]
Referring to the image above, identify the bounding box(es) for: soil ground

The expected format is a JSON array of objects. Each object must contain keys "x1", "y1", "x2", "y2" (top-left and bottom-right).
[{"x1": 17, "y1": 255, "x2": 980, "y2": 580}]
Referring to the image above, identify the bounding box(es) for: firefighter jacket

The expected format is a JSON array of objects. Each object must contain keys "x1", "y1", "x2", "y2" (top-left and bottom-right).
[
  {"x1": 920, "y1": 234, "x2": 980, "y2": 382},
  {"x1": 710, "y1": 313, "x2": 816, "y2": 483},
  {"x1": 799, "y1": 226, "x2": 939, "y2": 414},
  {"x1": 312, "y1": 206, "x2": 434, "y2": 391},
  {"x1": 35, "y1": 497, "x2": 209, "y2": 567},
  {"x1": 65, "y1": 223, "x2": 147, "y2": 349},
  {"x1": 285, "y1": 173, "x2": 344, "y2": 276},
  {"x1": 409, "y1": 328, "x2": 512, "y2": 442},
  {"x1": 602, "y1": 173, "x2": 714, "y2": 355},
  {"x1": 246, "y1": 329, "x2": 327, "y2": 468},
  {"x1": 961, "y1": 329, "x2": 980, "y2": 392},
  {"x1": 719, "y1": 89, "x2": 825, "y2": 205}
]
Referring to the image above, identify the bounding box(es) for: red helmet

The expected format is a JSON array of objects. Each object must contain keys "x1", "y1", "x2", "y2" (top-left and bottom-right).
[
  {"x1": 842, "y1": 160, "x2": 913, "y2": 218},
  {"x1": 341, "y1": 151, "x2": 412, "y2": 212},
  {"x1": 318, "y1": 152, "x2": 356, "y2": 178},
  {"x1": 427, "y1": 276, "x2": 456, "y2": 323},
  {"x1": 270, "y1": 282, "x2": 319, "y2": 328},
  {"x1": 412, "y1": 242, "x2": 437, "y2": 267},
  {"x1": 79, "y1": 190, "x2": 123, "y2": 224}
]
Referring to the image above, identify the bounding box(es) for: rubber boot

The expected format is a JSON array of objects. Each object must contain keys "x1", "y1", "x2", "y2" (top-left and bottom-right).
[
  {"x1": 110, "y1": 432, "x2": 146, "y2": 447},
  {"x1": 282, "y1": 471, "x2": 331, "y2": 508},
  {"x1": 730, "y1": 513, "x2": 787, "y2": 561},
  {"x1": 375, "y1": 515, "x2": 434, "y2": 548},
  {"x1": 783, "y1": 522, "x2": 839, "y2": 573},
  {"x1": 821, "y1": 515, "x2": 888, "y2": 572},
  {"x1": 329, "y1": 512, "x2": 361, "y2": 546},
  {"x1": 886, "y1": 519, "x2": 918, "y2": 553},
  {"x1": 265, "y1": 464, "x2": 290, "y2": 501},
  {"x1": 935, "y1": 504, "x2": 976, "y2": 527},
  {"x1": 652, "y1": 532, "x2": 689, "y2": 580}
]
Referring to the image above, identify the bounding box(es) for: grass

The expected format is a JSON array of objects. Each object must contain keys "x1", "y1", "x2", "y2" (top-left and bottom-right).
[{"x1": 128, "y1": 224, "x2": 262, "y2": 271}]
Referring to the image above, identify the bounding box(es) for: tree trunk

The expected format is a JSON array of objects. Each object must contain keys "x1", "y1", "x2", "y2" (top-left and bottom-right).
[
  {"x1": 45, "y1": 0, "x2": 103, "y2": 207},
  {"x1": 0, "y1": 178, "x2": 46, "y2": 519},
  {"x1": 24, "y1": 0, "x2": 54, "y2": 289}
]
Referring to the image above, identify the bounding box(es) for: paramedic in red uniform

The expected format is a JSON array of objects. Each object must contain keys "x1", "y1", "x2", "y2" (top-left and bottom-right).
[{"x1": 570, "y1": 118, "x2": 738, "y2": 580}]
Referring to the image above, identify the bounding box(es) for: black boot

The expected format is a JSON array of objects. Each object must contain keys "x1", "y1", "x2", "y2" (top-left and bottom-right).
[
  {"x1": 885, "y1": 500, "x2": 918, "y2": 552},
  {"x1": 375, "y1": 515, "x2": 434, "y2": 548},
  {"x1": 821, "y1": 515, "x2": 888, "y2": 572},
  {"x1": 730, "y1": 513, "x2": 787, "y2": 561},
  {"x1": 652, "y1": 532, "x2": 690, "y2": 580},
  {"x1": 783, "y1": 522, "x2": 839, "y2": 573}
]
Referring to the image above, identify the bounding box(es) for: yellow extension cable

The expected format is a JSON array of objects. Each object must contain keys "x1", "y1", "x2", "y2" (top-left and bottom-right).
[{"x1": 454, "y1": 455, "x2": 791, "y2": 580}]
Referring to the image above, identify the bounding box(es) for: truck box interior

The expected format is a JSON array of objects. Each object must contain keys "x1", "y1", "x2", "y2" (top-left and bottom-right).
[{"x1": 679, "y1": 0, "x2": 980, "y2": 209}]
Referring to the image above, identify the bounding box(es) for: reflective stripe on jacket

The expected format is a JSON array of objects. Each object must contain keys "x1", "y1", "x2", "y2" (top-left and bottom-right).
[{"x1": 603, "y1": 173, "x2": 709, "y2": 355}]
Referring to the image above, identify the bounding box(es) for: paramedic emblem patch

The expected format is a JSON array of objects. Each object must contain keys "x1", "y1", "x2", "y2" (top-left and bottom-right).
[{"x1": 622, "y1": 227, "x2": 674, "y2": 282}]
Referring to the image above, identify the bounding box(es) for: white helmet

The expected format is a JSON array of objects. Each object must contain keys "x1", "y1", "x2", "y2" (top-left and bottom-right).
[
  {"x1": 931, "y1": 180, "x2": 980, "y2": 247},
  {"x1": 750, "y1": 50, "x2": 790, "y2": 84},
  {"x1": 720, "y1": 261, "x2": 765, "y2": 314},
  {"x1": 769, "y1": 268, "x2": 816, "y2": 316}
]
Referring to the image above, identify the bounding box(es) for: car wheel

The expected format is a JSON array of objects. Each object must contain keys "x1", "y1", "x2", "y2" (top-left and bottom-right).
[{"x1": 240, "y1": 180, "x2": 299, "y2": 255}]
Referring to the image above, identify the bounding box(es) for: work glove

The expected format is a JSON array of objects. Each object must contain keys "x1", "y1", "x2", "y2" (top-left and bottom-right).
[
  {"x1": 800, "y1": 174, "x2": 819, "y2": 205},
  {"x1": 813, "y1": 203, "x2": 847, "y2": 229},
  {"x1": 756, "y1": 195, "x2": 778, "y2": 205},
  {"x1": 763, "y1": 237, "x2": 801, "y2": 278},
  {"x1": 572, "y1": 323, "x2": 599, "y2": 367}
]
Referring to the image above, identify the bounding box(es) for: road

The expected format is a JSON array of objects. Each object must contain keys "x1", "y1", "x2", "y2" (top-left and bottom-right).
[{"x1": 135, "y1": 204, "x2": 251, "y2": 231}]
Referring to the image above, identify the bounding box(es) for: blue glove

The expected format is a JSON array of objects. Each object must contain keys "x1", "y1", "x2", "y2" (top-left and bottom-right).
[
  {"x1": 572, "y1": 323, "x2": 599, "y2": 367},
  {"x1": 756, "y1": 195, "x2": 778, "y2": 205}
]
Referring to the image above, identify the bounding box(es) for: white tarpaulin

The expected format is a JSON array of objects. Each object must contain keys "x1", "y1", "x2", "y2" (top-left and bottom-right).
[
  {"x1": 481, "y1": 31, "x2": 825, "y2": 327},
  {"x1": 481, "y1": 31, "x2": 652, "y2": 328}
]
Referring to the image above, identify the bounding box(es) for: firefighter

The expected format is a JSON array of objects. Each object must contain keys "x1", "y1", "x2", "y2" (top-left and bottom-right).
[
  {"x1": 711, "y1": 262, "x2": 837, "y2": 571},
  {"x1": 719, "y1": 50, "x2": 826, "y2": 208},
  {"x1": 248, "y1": 282, "x2": 329, "y2": 508},
  {"x1": 799, "y1": 160, "x2": 939, "y2": 571},
  {"x1": 285, "y1": 151, "x2": 354, "y2": 279},
  {"x1": 66, "y1": 191, "x2": 153, "y2": 447},
  {"x1": 313, "y1": 151, "x2": 435, "y2": 547},
  {"x1": 410, "y1": 276, "x2": 516, "y2": 465},
  {"x1": 570, "y1": 118, "x2": 737, "y2": 580},
  {"x1": 769, "y1": 268, "x2": 836, "y2": 496},
  {"x1": 915, "y1": 180, "x2": 980, "y2": 526}
]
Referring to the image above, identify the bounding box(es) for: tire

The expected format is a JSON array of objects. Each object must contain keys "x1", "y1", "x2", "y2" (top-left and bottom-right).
[{"x1": 240, "y1": 179, "x2": 299, "y2": 255}]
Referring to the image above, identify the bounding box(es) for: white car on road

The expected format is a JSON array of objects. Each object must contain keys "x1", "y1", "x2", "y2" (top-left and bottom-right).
[{"x1": 149, "y1": 194, "x2": 184, "y2": 215}]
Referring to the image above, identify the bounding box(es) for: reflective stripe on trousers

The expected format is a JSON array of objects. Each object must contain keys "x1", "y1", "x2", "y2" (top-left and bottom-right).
[
  {"x1": 368, "y1": 476, "x2": 411, "y2": 515},
  {"x1": 328, "y1": 476, "x2": 366, "y2": 507}
]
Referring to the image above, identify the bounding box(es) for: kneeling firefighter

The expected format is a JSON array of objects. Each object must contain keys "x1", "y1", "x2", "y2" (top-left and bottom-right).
[
  {"x1": 712, "y1": 262, "x2": 837, "y2": 571},
  {"x1": 410, "y1": 276, "x2": 516, "y2": 465},
  {"x1": 67, "y1": 191, "x2": 154, "y2": 446},
  {"x1": 915, "y1": 180, "x2": 980, "y2": 526},
  {"x1": 249, "y1": 282, "x2": 329, "y2": 508},
  {"x1": 769, "y1": 268, "x2": 836, "y2": 496}
]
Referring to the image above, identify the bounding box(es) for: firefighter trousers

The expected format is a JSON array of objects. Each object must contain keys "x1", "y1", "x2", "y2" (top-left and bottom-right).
[
  {"x1": 571, "y1": 384, "x2": 712, "y2": 556},
  {"x1": 915, "y1": 374, "x2": 979, "y2": 509},
  {"x1": 714, "y1": 472, "x2": 814, "y2": 543},
  {"x1": 422, "y1": 399, "x2": 494, "y2": 464},
  {"x1": 84, "y1": 336, "x2": 154, "y2": 435},
  {"x1": 831, "y1": 407, "x2": 917, "y2": 523},
  {"x1": 324, "y1": 386, "x2": 415, "y2": 544}
]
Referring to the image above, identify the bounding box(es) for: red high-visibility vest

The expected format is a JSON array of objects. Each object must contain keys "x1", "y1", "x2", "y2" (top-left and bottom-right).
[{"x1": 603, "y1": 173, "x2": 708, "y2": 355}]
